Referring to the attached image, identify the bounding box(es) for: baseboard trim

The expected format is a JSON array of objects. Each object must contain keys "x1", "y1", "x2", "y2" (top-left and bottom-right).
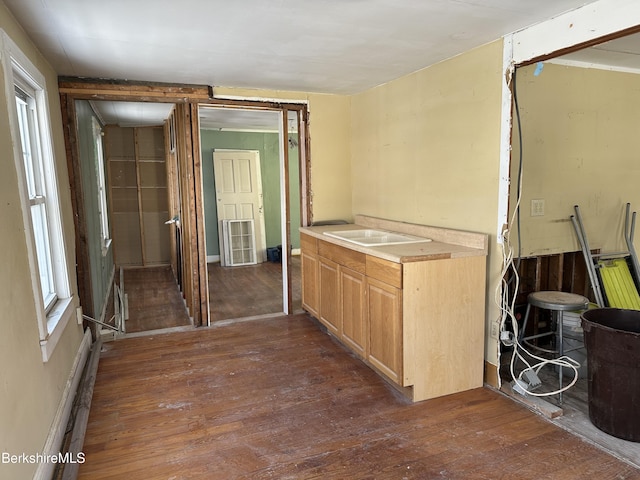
[{"x1": 33, "y1": 328, "x2": 92, "y2": 480}]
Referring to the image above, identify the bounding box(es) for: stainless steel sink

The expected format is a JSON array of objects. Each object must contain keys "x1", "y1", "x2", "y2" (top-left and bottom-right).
[{"x1": 323, "y1": 229, "x2": 431, "y2": 246}]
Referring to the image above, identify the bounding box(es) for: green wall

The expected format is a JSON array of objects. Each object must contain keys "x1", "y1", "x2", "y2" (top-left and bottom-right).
[
  {"x1": 75, "y1": 100, "x2": 114, "y2": 317},
  {"x1": 200, "y1": 129, "x2": 300, "y2": 256}
]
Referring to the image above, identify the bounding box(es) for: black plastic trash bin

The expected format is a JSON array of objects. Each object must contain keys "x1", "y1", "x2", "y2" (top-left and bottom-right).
[{"x1": 581, "y1": 308, "x2": 640, "y2": 442}]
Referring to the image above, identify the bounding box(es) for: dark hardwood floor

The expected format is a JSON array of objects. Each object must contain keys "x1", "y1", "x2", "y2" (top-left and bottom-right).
[
  {"x1": 208, "y1": 256, "x2": 301, "y2": 322},
  {"x1": 79, "y1": 314, "x2": 640, "y2": 479},
  {"x1": 121, "y1": 266, "x2": 191, "y2": 333}
]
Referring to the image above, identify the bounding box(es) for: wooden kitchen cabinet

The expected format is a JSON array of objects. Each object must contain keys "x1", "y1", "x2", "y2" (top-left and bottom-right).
[
  {"x1": 319, "y1": 257, "x2": 341, "y2": 335},
  {"x1": 367, "y1": 277, "x2": 403, "y2": 384},
  {"x1": 300, "y1": 217, "x2": 488, "y2": 402},
  {"x1": 340, "y1": 266, "x2": 367, "y2": 358}
]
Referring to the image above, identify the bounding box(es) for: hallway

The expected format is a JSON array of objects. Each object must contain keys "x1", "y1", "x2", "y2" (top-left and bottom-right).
[
  {"x1": 78, "y1": 314, "x2": 640, "y2": 479},
  {"x1": 121, "y1": 266, "x2": 192, "y2": 333}
]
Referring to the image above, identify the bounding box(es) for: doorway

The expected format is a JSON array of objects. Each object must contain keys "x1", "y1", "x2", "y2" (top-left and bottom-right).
[
  {"x1": 199, "y1": 106, "x2": 304, "y2": 322},
  {"x1": 59, "y1": 79, "x2": 310, "y2": 331},
  {"x1": 96, "y1": 102, "x2": 191, "y2": 334}
]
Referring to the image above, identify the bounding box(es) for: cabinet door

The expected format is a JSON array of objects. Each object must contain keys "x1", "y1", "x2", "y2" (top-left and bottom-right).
[
  {"x1": 341, "y1": 266, "x2": 367, "y2": 358},
  {"x1": 301, "y1": 250, "x2": 319, "y2": 318},
  {"x1": 367, "y1": 277, "x2": 403, "y2": 384},
  {"x1": 319, "y1": 258, "x2": 341, "y2": 335}
]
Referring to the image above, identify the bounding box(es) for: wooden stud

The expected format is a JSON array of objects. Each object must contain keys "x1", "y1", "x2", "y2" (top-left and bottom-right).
[
  {"x1": 133, "y1": 128, "x2": 147, "y2": 266},
  {"x1": 189, "y1": 103, "x2": 209, "y2": 326},
  {"x1": 59, "y1": 93, "x2": 95, "y2": 320}
]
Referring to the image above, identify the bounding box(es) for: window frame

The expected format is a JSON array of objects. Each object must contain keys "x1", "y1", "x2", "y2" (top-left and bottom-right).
[
  {"x1": 1, "y1": 30, "x2": 75, "y2": 362},
  {"x1": 92, "y1": 116, "x2": 112, "y2": 255}
]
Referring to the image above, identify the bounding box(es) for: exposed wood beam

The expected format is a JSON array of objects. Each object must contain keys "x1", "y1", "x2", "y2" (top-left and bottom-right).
[{"x1": 59, "y1": 92, "x2": 95, "y2": 322}]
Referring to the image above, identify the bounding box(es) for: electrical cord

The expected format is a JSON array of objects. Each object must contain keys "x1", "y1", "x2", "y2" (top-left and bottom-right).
[{"x1": 496, "y1": 65, "x2": 580, "y2": 398}]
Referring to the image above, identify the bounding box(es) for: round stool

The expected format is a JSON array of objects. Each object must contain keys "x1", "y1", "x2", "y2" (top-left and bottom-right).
[{"x1": 520, "y1": 291, "x2": 589, "y2": 403}]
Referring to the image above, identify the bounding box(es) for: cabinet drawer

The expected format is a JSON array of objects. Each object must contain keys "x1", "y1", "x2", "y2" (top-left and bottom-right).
[
  {"x1": 366, "y1": 256, "x2": 402, "y2": 289},
  {"x1": 300, "y1": 233, "x2": 318, "y2": 254},
  {"x1": 318, "y1": 240, "x2": 366, "y2": 274}
]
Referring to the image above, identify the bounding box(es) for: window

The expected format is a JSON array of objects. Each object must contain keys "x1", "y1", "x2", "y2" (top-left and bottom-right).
[
  {"x1": 92, "y1": 117, "x2": 111, "y2": 254},
  {"x1": 2, "y1": 31, "x2": 74, "y2": 361},
  {"x1": 15, "y1": 83, "x2": 58, "y2": 310}
]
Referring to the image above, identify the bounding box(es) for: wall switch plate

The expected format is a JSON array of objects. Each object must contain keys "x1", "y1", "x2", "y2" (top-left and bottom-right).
[{"x1": 531, "y1": 199, "x2": 545, "y2": 216}]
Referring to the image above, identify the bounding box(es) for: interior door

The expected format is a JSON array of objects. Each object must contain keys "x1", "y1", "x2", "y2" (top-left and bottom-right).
[{"x1": 213, "y1": 149, "x2": 267, "y2": 263}]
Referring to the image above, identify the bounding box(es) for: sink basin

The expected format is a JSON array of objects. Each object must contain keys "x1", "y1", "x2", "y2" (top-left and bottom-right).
[{"x1": 323, "y1": 229, "x2": 431, "y2": 246}]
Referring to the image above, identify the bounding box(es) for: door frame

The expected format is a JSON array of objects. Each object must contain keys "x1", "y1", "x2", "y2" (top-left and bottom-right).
[{"x1": 58, "y1": 77, "x2": 310, "y2": 326}]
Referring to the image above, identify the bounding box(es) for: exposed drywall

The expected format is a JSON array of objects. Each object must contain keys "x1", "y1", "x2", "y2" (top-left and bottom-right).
[
  {"x1": 510, "y1": 62, "x2": 640, "y2": 257},
  {"x1": 200, "y1": 130, "x2": 301, "y2": 256},
  {"x1": 105, "y1": 125, "x2": 170, "y2": 266},
  {"x1": 0, "y1": 3, "x2": 85, "y2": 478},
  {"x1": 350, "y1": 41, "x2": 505, "y2": 366},
  {"x1": 212, "y1": 88, "x2": 352, "y2": 224}
]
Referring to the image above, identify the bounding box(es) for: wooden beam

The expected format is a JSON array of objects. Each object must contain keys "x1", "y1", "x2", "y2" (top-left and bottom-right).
[
  {"x1": 58, "y1": 77, "x2": 212, "y2": 102},
  {"x1": 299, "y1": 108, "x2": 311, "y2": 227},
  {"x1": 174, "y1": 104, "x2": 196, "y2": 323},
  {"x1": 59, "y1": 93, "x2": 95, "y2": 321},
  {"x1": 163, "y1": 116, "x2": 179, "y2": 283},
  {"x1": 189, "y1": 103, "x2": 209, "y2": 326},
  {"x1": 134, "y1": 128, "x2": 149, "y2": 266}
]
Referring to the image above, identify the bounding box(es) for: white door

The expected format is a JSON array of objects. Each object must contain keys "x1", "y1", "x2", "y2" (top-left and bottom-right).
[{"x1": 213, "y1": 150, "x2": 267, "y2": 263}]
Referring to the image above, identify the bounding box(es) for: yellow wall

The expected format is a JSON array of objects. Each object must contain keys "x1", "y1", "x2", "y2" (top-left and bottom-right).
[
  {"x1": 0, "y1": 3, "x2": 85, "y2": 477},
  {"x1": 212, "y1": 88, "x2": 352, "y2": 224},
  {"x1": 510, "y1": 62, "x2": 640, "y2": 258},
  {"x1": 218, "y1": 44, "x2": 507, "y2": 369},
  {"x1": 350, "y1": 41, "x2": 506, "y2": 366}
]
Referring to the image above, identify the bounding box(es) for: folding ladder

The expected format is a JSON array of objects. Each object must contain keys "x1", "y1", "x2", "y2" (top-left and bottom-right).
[{"x1": 570, "y1": 203, "x2": 640, "y2": 309}]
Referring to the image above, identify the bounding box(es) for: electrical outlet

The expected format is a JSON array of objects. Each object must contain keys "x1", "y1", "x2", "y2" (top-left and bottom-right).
[
  {"x1": 490, "y1": 323, "x2": 498, "y2": 339},
  {"x1": 531, "y1": 199, "x2": 545, "y2": 217}
]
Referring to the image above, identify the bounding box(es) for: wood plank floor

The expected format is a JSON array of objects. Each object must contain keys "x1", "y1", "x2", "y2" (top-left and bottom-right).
[
  {"x1": 79, "y1": 314, "x2": 640, "y2": 479},
  {"x1": 208, "y1": 256, "x2": 301, "y2": 322},
  {"x1": 121, "y1": 266, "x2": 192, "y2": 333}
]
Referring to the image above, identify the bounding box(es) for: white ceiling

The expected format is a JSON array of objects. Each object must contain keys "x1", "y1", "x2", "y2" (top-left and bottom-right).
[
  {"x1": 4, "y1": 0, "x2": 603, "y2": 96},
  {"x1": 89, "y1": 101, "x2": 285, "y2": 130},
  {"x1": 90, "y1": 101, "x2": 175, "y2": 127},
  {"x1": 8, "y1": 0, "x2": 638, "y2": 129}
]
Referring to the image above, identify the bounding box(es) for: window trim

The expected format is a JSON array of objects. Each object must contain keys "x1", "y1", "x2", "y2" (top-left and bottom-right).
[
  {"x1": 92, "y1": 116, "x2": 112, "y2": 256},
  {"x1": 1, "y1": 30, "x2": 75, "y2": 361}
]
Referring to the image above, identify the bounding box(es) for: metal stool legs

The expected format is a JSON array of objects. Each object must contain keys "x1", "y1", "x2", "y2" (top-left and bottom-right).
[{"x1": 519, "y1": 291, "x2": 589, "y2": 404}]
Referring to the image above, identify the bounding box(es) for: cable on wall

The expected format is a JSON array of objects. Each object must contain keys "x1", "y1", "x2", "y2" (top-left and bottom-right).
[{"x1": 496, "y1": 65, "x2": 580, "y2": 398}]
